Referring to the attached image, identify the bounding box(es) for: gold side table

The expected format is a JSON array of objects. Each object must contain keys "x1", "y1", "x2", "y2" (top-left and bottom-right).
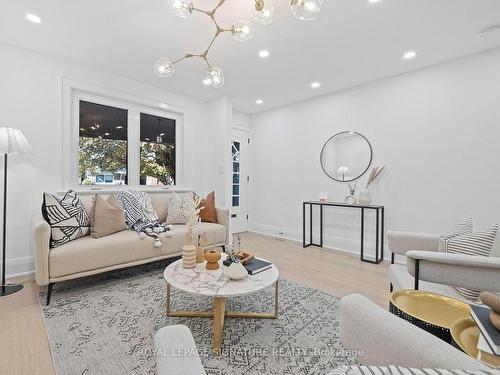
[
  {"x1": 451, "y1": 317, "x2": 500, "y2": 369},
  {"x1": 389, "y1": 290, "x2": 470, "y2": 343}
]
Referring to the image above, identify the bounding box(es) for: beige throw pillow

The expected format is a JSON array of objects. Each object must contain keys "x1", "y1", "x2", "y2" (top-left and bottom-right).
[{"x1": 91, "y1": 195, "x2": 128, "y2": 238}]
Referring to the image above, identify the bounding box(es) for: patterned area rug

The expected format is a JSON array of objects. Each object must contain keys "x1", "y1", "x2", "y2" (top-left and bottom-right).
[{"x1": 40, "y1": 261, "x2": 357, "y2": 375}]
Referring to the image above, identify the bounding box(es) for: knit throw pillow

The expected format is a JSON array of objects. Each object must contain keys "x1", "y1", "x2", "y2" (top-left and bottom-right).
[
  {"x1": 445, "y1": 225, "x2": 498, "y2": 301},
  {"x1": 438, "y1": 217, "x2": 473, "y2": 252},
  {"x1": 165, "y1": 191, "x2": 193, "y2": 224},
  {"x1": 42, "y1": 190, "x2": 90, "y2": 248}
]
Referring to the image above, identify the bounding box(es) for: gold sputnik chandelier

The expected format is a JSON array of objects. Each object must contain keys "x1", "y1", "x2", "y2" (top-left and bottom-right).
[{"x1": 154, "y1": 0, "x2": 324, "y2": 88}]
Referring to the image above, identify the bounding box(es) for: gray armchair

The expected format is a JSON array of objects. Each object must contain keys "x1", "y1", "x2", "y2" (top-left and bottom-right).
[
  {"x1": 339, "y1": 294, "x2": 486, "y2": 370},
  {"x1": 387, "y1": 231, "x2": 500, "y2": 301}
]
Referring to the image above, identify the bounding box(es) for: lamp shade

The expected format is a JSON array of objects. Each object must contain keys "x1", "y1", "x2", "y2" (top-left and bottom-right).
[
  {"x1": 337, "y1": 166, "x2": 350, "y2": 181},
  {"x1": 0, "y1": 127, "x2": 32, "y2": 155}
]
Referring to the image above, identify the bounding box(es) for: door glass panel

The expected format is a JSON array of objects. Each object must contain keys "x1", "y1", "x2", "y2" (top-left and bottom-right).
[{"x1": 232, "y1": 141, "x2": 240, "y2": 207}]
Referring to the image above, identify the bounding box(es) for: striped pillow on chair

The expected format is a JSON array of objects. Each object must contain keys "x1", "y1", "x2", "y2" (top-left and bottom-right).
[{"x1": 445, "y1": 225, "x2": 498, "y2": 301}]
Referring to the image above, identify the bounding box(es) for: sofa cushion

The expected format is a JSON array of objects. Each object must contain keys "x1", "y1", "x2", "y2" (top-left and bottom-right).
[
  {"x1": 389, "y1": 263, "x2": 466, "y2": 302},
  {"x1": 42, "y1": 190, "x2": 90, "y2": 248},
  {"x1": 90, "y1": 195, "x2": 127, "y2": 238},
  {"x1": 166, "y1": 191, "x2": 193, "y2": 224},
  {"x1": 49, "y1": 222, "x2": 226, "y2": 278},
  {"x1": 198, "y1": 191, "x2": 218, "y2": 223}
]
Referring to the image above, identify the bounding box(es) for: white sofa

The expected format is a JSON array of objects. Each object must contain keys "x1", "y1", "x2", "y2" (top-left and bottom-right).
[
  {"x1": 32, "y1": 191, "x2": 230, "y2": 304},
  {"x1": 387, "y1": 231, "x2": 500, "y2": 302}
]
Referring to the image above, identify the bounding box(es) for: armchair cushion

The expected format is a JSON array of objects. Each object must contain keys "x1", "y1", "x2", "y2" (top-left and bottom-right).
[{"x1": 389, "y1": 263, "x2": 465, "y2": 301}]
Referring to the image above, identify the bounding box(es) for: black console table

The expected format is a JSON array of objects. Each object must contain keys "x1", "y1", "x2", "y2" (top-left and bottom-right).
[{"x1": 302, "y1": 201, "x2": 385, "y2": 264}]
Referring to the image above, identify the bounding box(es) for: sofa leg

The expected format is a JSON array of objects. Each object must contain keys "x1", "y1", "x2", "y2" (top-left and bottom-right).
[{"x1": 46, "y1": 283, "x2": 54, "y2": 306}]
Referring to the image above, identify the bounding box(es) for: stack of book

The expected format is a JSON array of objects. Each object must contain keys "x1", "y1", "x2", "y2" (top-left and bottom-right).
[
  {"x1": 223, "y1": 257, "x2": 273, "y2": 275},
  {"x1": 470, "y1": 305, "x2": 500, "y2": 364}
]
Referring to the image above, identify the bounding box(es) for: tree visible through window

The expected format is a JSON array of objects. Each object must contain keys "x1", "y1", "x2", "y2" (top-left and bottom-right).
[
  {"x1": 140, "y1": 113, "x2": 176, "y2": 186},
  {"x1": 79, "y1": 101, "x2": 128, "y2": 185}
]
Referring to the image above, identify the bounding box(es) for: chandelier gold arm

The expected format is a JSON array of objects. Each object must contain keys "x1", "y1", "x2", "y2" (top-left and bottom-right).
[
  {"x1": 169, "y1": 0, "x2": 239, "y2": 71},
  {"x1": 255, "y1": 0, "x2": 265, "y2": 12}
]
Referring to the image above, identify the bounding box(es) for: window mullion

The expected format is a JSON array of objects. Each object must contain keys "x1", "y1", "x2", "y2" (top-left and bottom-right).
[{"x1": 128, "y1": 108, "x2": 141, "y2": 187}]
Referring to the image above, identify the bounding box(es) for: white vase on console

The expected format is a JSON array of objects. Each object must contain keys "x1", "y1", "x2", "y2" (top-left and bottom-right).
[{"x1": 358, "y1": 189, "x2": 371, "y2": 205}]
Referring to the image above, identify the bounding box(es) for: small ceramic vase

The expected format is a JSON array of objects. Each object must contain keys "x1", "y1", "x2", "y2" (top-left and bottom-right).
[
  {"x1": 204, "y1": 249, "x2": 221, "y2": 270},
  {"x1": 195, "y1": 245, "x2": 205, "y2": 263},
  {"x1": 226, "y1": 261, "x2": 247, "y2": 280},
  {"x1": 182, "y1": 245, "x2": 196, "y2": 269},
  {"x1": 358, "y1": 189, "x2": 371, "y2": 205}
]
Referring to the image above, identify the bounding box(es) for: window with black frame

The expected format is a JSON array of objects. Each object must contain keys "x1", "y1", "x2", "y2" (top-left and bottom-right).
[
  {"x1": 139, "y1": 113, "x2": 176, "y2": 186},
  {"x1": 79, "y1": 101, "x2": 128, "y2": 185}
]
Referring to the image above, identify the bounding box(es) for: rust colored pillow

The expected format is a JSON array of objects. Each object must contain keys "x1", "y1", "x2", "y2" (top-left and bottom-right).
[
  {"x1": 91, "y1": 195, "x2": 128, "y2": 238},
  {"x1": 199, "y1": 191, "x2": 218, "y2": 223}
]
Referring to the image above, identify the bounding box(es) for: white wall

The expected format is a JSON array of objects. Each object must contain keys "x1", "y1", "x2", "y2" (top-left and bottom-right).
[
  {"x1": 233, "y1": 111, "x2": 252, "y2": 131},
  {"x1": 0, "y1": 43, "x2": 214, "y2": 276},
  {"x1": 207, "y1": 96, "x2": 233, "y2": 208},
  {"x1": 250, "y1": 48, "x2": 500, "y2": 258}
]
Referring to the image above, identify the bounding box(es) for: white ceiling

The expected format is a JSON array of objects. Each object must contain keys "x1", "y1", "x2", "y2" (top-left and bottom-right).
[{"x1": 1, "y1": 0, "x2": 500, "y2": 114}]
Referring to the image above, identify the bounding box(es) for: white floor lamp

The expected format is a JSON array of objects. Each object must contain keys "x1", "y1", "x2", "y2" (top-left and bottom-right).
[{"x1": 0, "y1": 127, "x2": 32, "y2": 297}]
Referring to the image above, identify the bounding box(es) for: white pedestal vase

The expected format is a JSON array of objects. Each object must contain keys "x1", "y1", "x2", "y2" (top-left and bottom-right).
[{"x1": 358, "y1": 189, "x2": 371, "y2": 205}]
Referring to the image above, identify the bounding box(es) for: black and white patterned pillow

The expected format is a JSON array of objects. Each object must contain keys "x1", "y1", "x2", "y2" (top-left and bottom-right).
[
  {"x1": 328, "y1": 365, "x2": 496, "y2": 375},
  {"x1": 438, "y1": 217, "x2": 473, "y2": 252},
  {"x1": 445, "y1": 225, "x2": 498, "y2": 300},
  {"x1": 42, "y1": 190, "x2": 90, "y2": 248}
]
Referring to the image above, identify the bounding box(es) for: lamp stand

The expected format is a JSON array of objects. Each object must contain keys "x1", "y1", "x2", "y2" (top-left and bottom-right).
[{"x1": 0, "y1": 154, "x2": 23, "y2": 297}]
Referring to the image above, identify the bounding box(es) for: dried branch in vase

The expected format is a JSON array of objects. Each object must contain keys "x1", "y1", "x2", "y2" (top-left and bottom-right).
[{"x1": 366, "y1": 165, "x2": 385, "y2": 189}]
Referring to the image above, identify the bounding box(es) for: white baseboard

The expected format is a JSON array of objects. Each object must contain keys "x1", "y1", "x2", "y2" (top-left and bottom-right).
[
  {"x1": 249, "y1": 222, "x2": 390, "y2": 262},
  {"x1": 2, "y1": 256, "x2": 34, "y2": 278}
]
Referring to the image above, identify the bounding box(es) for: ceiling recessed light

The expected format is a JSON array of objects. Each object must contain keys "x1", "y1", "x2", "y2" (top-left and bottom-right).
[
  {"x1": 256, "y1": 99, "x2": 263, "y2": 105},
  {"x1": 202, "y1": 78, "x2": 212, "y2": 86},
  {"x1": 258, "y1": 50, "x2": 270, "y2": 59},
  {"x1": 403, "y1": 50, "x2": 417, "y2": 60},
  {"x1": 368, "y1": 0, "x2": 382, "y2": 3},
  {"x1": 115, "y1": 126, "x2": 123, "y2": 129},
  {"x1": 25, "y1": 13, "x2": 42, "y2": 24},
  {"x1": 104, "y1": 132, "x2": 110, "y2": 136},
  {"x1": 310, "y1": 81, "x2": 321, "y2": 89}
]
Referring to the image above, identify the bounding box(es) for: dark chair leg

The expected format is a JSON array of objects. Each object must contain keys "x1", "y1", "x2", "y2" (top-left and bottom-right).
[
  {"x1": 46, "y1": 283, "x2": 54, "y2": 306},
  {"x1": 414, "y1": 259, "x2": 420, "y2": 290},
  {"x1": 390, "y1": 283, "x2": 393, "y2": 292}
]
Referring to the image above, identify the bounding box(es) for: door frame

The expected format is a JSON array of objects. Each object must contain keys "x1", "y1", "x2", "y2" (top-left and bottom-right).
[{"x1": 231, "y1": 127, "x2": 250, "y2": 233}]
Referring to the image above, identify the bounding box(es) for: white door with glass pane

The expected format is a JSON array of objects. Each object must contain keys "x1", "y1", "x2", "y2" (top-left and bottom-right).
[{"x1": 231, "y1": 129, "x2": 249, "y2": 233}]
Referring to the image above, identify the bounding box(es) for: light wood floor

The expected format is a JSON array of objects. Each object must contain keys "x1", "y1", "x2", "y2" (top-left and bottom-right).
[{"x1": 0, "y1": 232, "x2": 389, "y2": 375}]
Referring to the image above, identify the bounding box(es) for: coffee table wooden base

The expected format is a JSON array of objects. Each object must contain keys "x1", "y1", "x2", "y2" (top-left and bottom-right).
[{"x1": 166, "y1": 281, "x2": 279, "y2": 355}]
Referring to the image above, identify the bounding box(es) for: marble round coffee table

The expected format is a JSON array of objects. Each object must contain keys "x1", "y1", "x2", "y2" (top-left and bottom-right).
[{"x1": 163, "y1": 254, "x2": 279, "y2": 354}]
